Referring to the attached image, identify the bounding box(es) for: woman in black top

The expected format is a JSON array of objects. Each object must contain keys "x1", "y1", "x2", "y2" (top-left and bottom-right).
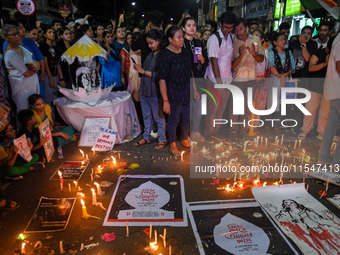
[
  {"x1": 56, "y1": 28, "x2": 73, "y2": 89},
  {"x1": 182, "y1": 17, "x2": 206, "y2": 143},
  {"x1": 158, "y1": 26, "x2": 196, "y2": 156},
  {"x1": 39, "y1": 27, "x2": 58, "y2": 108}
]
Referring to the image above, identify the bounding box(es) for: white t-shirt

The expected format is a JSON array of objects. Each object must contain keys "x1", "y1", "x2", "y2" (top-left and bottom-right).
[
  {"x1": 324, "y1": 34, "x2": 340, "y2": 101},
  {"x1": 205, "y1": 29, "x2": 233, "y2": 84}
]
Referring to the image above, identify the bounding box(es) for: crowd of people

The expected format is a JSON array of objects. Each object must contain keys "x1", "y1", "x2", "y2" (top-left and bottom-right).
[{"x1": 0, "y1": 9, "x2": 339, "y2": 210}]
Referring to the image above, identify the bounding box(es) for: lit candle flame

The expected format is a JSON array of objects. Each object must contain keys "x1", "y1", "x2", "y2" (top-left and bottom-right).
[
  {"x1": 111, "y1": 156, "x2": 116, "y2": 165},
  {"x1": 81, "y1": 199, "x2": 85, "y2": 206},
  {"x1": 79, "y1": 149, "x2": 85, "y2": 157},
  {"x1": 263, "y1": 182, "x2": 267, "y2": 186},
  {"x1": 273, "y1": 182, "x2": 279, "y2": 185},
  {"x1": 202, "y1": 147, "x2": 208, "y2": 154},
  {"x1": 91, "y1": 148, "x2": 95, "y2": 155},
  {"x1": 79, "y1": 193, "x2": 85, "y2": 197},
  {"x1": 91, "y1": 188, "x2": 95, "y2": 194},
  {"x1": 58, "y1": 170, "x2": 62, "y2": 177}
]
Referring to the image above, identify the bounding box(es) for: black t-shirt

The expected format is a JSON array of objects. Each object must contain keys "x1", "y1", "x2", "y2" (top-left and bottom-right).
[
  {"x1": 18, "y1": 127, "x2": 40, "y2": 146},
  {"x1": 39, "y1": 42, "x2": 58, "y2": 76},
  {"x1": 309, "y1": 48, "x2": 328, "y2": 94},
  {"x1": 289, "y1": 39, "x2": 317, "y2": 78}
]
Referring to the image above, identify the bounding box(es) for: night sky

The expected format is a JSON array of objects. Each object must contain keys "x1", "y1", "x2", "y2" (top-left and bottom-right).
[{"x1": 78, "y1": 0, "x2": 200, "y2": 27}]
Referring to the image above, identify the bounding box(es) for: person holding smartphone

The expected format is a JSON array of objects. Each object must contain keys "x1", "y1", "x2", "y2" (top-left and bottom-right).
[{"x1": 182, "y1": 17, "x2": 207, "y2": 143}]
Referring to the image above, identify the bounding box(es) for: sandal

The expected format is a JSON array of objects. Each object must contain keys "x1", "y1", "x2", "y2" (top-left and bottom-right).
[
  {"x1": 134, "y1": 139, "x2": 151, "y2": 147},
  {"x1": 0, "y1": 199, "x2": 20, "y2": 211},
  {"x1": 155, "y1": 142, "x2": 167, "y2": 150},
  {"x1": 298, "y1": 133, "x2": 306, "y2": 140}
]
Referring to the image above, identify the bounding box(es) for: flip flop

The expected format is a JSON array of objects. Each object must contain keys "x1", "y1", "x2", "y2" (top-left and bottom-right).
[
  {"x1": 134, "y1": 139, "x2": 151, "y2": 147},
  {"x1": 155, "y1": 142, "x2": 167, "y2": 150},
  {"x1": 0, "y1": 199, "x2": 20, "y2": 211}
]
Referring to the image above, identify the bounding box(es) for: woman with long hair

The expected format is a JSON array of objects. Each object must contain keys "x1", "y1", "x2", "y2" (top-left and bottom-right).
[
  {"x1": 56, "y1": 28, "x2": 73, "y2": 88},
  {"x1": 158, "y1": 26, "x2": 194, "y2": 156},
  {"x1": 120, "y1": 32, "x2": 133, "y2": 88},
  {"x1": 2, "y1": 24, "x2": 40, "y2": 112},
  {"x1": 133, "y1": 29, "x2": 166, "y2": 149},
  {"x1": 98, "y1": 31, "x2": 123, "y2": 90},
  {"x1": 182, "y1": 17, "x2": 206, "y2": 142}
]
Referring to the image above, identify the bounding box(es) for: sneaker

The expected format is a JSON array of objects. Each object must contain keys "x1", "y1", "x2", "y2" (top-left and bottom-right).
[{"x1": 191, "y1": 131, "x2": 205, "y2": 142}]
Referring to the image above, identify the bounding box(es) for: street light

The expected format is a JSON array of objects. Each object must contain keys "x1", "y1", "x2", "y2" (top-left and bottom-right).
[
  {"x1": 170, "y1": 17, "x2": 173, "y2": 21},
  {"x1": 142, "y1": 14, "x2": 145, "y2": 17},
  {"x1": 132, "y1": 2, "x2": 136, "y2": 6}
]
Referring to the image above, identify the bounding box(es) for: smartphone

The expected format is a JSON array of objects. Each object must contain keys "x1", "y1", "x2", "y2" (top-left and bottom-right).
[
  {"x1": 195, "y1": 47, "x2": 202, "y2": 55},
  {"x1": 184, "y1": 9, "x2": 189, "y2": 14},
  {"x1": 131, "y1": 57, "x2": 136, "y2": 64}
]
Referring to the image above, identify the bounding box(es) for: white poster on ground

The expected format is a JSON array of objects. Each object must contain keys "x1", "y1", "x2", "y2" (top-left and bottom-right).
[
  {"x1": 187, "y1": 199, "x2": 298, "y2": 255},
  {"x1": 103, "y1": 175, "x2": 187, "y2": 227},
  {"x1": 252, "y1": 183, "x2": 340, "y2": 255}
]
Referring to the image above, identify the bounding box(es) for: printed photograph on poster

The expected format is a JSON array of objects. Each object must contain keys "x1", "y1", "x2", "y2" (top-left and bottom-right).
[
  {"x1": 91, "y1": 128, "x2": 116, "y2": 151},
  {"x1": 24, "y1": 197, "x2": 75, "y2": 233},
  {"x1": 187, "y1": 200, "x2": 299, "y2": 255},
  {"x1": 103, "y1": 175, "x2": 187, "y2": 227},
  {"x1": 38, "y1": 118, "x2": 54, "y2": 162},
  {"x1": 50, "y1": 161, "x2": 89, "y2": 181},
  {"x1": 78, "y1": 117, "x2": 110, "y2": 147},
  {"x1": 252, "y1": 183, "x2": 340, "y2": 255},
  {"x1": 13, "y1": 134, "x2": 32, "y2": 162},
  {"x1": 308, "y1": 171, "x2": 340, "y2": 187}
]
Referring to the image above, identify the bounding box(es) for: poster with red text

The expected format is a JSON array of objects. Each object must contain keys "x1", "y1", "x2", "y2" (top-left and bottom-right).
[
  {"x1": 187, "y1": 200, "x2": 298, "y2": 255},
  {"x1": 39, "y1": 118, "x2": 54, "y2": 162},
  {"x1": 103, "y1": 175, "x2": 187, "y2": 226},
  {"x1": 91, "y1": 128, "x2": 116, "y2": 152},
  {"x1": 252, "y1": 183, "x2": 340, "y2": 255}
]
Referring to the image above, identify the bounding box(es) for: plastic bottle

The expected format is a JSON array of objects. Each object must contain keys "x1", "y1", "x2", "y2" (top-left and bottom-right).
[
  {"x1": 57, "y1": 146, "x2": 63, "y2": 159},
  {"x1": 133, "y1": 118, "x2": 138, "y2": 135},
  {"x1": 125, "y1": 114, "x2": 133, "y2": 139}
]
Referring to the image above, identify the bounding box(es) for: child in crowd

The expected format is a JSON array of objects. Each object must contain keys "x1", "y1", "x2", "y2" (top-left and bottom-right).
[
  {"x1": 28, "y1": 94, "x2": 75, "y2": 148},
  {"x1": 18, "y1": 109, "x2": 47, "y2": 161},
  {"x1": 0, "y1": 123, "x2": 39, "y2": 178}
]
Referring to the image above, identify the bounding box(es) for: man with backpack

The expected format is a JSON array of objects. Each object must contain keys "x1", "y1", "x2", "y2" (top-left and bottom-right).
[{"x1": 204, "y1": 11, "x2": 237, "y2": 142}]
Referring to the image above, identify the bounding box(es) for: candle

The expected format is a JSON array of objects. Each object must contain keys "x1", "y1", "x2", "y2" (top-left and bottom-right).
[
  {"x1": 326, "y1": 176, "x2": 330, "y2": 191},
  {"x1": 91, "y1": 188, "x2": 97, "y2": 205},
  {"x1": 21, "y1": 242, "x2": 26, "y2": 254},
  {"x1": 92, "y1": 148, "x2": 95, "y2": 155},
  {"x1": 154, "y1": 230, "x2": 157, "y2": 243},
  {"x1": 111, "y1": 156, "x2": 116, "y2": 166},
  {"x1": 275, "y1": 136, "x2": 278, "y2": 144},
  {"x1": 294, "y1": 140, "x2": 297, "y2": 150},
  {"x1": 58, "y1": 171, "x2": 63, "y2": 191},
  {"x1": 319, "y1": 191, "x2": 326, "y2": 199},
  {"x1": 306, "y1": 184, "x2": 309, "y2": 191},
  {"x1": 169, "y1": 245, "x2": 172, "y2": 255},
  {"x1": 118, "y1": 152, "x2": 120, "y2": 160},
  {"x1": 81, "y1": 199, "x2": 89, "y2": 219},
  {"x1": 298, "y1": 139, "x2": 301, "y2": 148},
  {"x1": 163, "y1": 228, "x2": 167, "y2": 247},
  {"x1": 94, "y1": 182, "x2": 103, "y2": 195},
  {"x1": 149, "y1": 224, "x2": 152, "y2": 238},
  {"x1": 281, "y1": 134, "x2": 284, "y2": 145},
  {"x1": 68, "y1": 183, "x2": 71, "y2": 192},
  {"x1": 261, "y1": 137, "x2": 263, "y2": 144},
  {"x1": 181, "y1": 151, "x2": 185, "y2": 161},
  {"x1": 60, "y1": 241, "x2": 64, "y2": 254},
  {"x1": 91, "y1": 168, "x2": 94, "y2": 181},
  {"x1": 265, "y1": 138, "x2": 268, "y2": 147},
  {"x1": 126, "y1": 221, "x2": 129, "y2": 236},
  {"x1": 79, "y1": 149, "x2": 85, "y2": 158},
  {"x1": 243, "y1": 141, "x2": 249, "y2": 151},
  {"x1": 86, "y1": 154, "x2": 89, "y2": 160},
  {"x1": 73, "y1": 181, "x2": 78, "y2": 189},
  {"x1": 301, "y1": 149, "x2": 305, "y2": 163}
]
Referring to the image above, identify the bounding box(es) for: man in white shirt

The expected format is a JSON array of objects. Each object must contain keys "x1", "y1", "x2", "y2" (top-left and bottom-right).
[
  {"x1": 204, "y1": 11, "x2": 237, "y2": 141},
  {"x1": 319, "y1": 33, "x2": 340, "y2": 165}
]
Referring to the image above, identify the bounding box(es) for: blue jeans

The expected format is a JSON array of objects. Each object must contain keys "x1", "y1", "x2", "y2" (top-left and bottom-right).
[
  {"x1": 140, "y1": 95, "x2": 166, "y2": 143},
  {"x1": 168, "y1": 102, "x2": 190, "y2": 143},
  {"x1": 319, "y1": 98, "x2": 340, "y2": 164}
]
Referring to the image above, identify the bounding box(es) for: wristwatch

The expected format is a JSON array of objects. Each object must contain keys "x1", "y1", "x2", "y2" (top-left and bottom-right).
[{"x1": 301, "y1": 44, "x2": 306, "y2": 48}]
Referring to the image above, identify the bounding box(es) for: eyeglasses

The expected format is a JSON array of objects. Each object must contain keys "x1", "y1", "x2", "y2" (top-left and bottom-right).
[{"x1": 8, "y1": 32, "x2": 19, "y2": 37}]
